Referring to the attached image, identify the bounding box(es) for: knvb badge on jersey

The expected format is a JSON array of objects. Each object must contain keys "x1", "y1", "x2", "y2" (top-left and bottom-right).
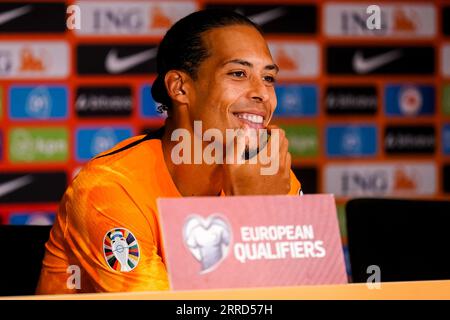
[{"x1": 157, "y1": 195, "x2": 347, "y2": 290}]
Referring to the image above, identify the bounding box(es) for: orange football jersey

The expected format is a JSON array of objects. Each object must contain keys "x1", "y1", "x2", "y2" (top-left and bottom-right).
[{"x1": 36, "y1": 129, "x2": 302, "y2": 294}]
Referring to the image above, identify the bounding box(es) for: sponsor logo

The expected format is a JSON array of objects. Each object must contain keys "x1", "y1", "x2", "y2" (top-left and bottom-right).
[
  {"x1": 0, "y1": 41, "x2": 69, "y2": 78},
  {"x1": 326, "y1": 125, "x2": 377, "y2": 157},
  {"x1": 0, "y1": 87, "x2": 2, "y2": 119},
  {"x1": 281, "y1": 125, "x2": 318, "y2": 158},
  {"x1": 76, "y1": 127, "x2": 133, "y2": 161},
  {"x1": 291, "y1": 166, "x2": 318, "y2": 194},
  {"x1": 325, "y1": 86, "x2": 377, "y2": 115},
  {"x1": 0, "y1": 175, "x2": 33, "y2": 199},
  {"x1": 0, "y1": 5, "x2": 31, "y2": 26},
  {"x1": 8, "y1": 127, "x2": 68, "y2": 163},
  {"x1": 443, "y1": 45, "x2": 450, "y2": 77},
  {"x1": 9, "y1": 212, "x2": 55, "y2": 225},
  {"x1": 325, "y1": 163, "x2": 437, "y2": 197},
  {"x1": 353, "y1": 49, "x2": 402, "y2": 74},
  {"x1": 75, "y1": 1, "x2": 197, "y2": 36},
  {"x1": 183, "y1": 214, "x2": 231, "y2": 273},
  {"x1": 105, "y1": 48, "x2": 158, "y2": 74},
  {"x1": 75, "y1": 86, "x2": 132, "y2": 117},
  {"x1": 275, "y1": 85, "x2": 317, "y2": 116},
  {"x1": 77, "y1": 44, "x2": 157, "y2": 75},
  {"x1": 268, "y1": 41, "x2": 319, "y2": 79},
  {"x1": 443, "y1": 125, "x2": 450, "y2": 155},
  {"x1": 444, "y1": 6, "x2": 450, "y2": 36},
  {"x1": 0, "y1": 3, "x2": 66, "y2": 33},
  {"x1": 103, "y1": 228, "x2": 140, "y2": 272},
  {"x1": 327, "y1": 46, "x2": 434, "y2": 75},
  {"x1": 140, "y1": 84, "x2": 166, "y2": 118},
  {"x1": 0, "y1": 130, "x2": 2, "y2": 161},
  {"x1": 443, "y1": 84, "x2": 450, "y2": 116},
  {"x1": 9, "y1": 86, "x2": 68, "y2": 120},
  {"x1": 385, "y1": 84, "x2": 434, "y2": 116},
  {"x1": 444, "y1": 165, "x2": 450, "y2": 193},
  {"x1": 0, "y1": 172, "x2": 67, "y2": 203},
  {"x1": 0, "y1": 50, "x2": 12, "y2": 74},
  {"x1": 0, "y1": 49, "x2": 13, "y2": 76},
  {"x1": 205, "y1": 4, "x2": 317, "y2": 34},
  {"x1": 384, "y1": 126, "x2": 435, "y2": 154},
  {"x1": 324, "y1": 4, "x2": 436, "y2": 37}
]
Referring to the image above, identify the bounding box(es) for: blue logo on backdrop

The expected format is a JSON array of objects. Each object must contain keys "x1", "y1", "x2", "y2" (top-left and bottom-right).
[
  {"x1": 326, "y1": 125, "x2": 377, "y2": 157},
  {"x1": 9, "y1": 212, "x2": 55, "y2": 225},
  {"x1": 9, "y1": 86, "x2": 68, "y2": 120},
  {"x1": 385, "y1": 85, "x2": 434, "y2": 116},
  {"x1": 140, "y1": 84, "x2": 167, "y2": 118},
  {"x1": 76, "y1": 127, "x2": 133, "y2": 162},
  {"x1": 444, "y1": 124, "x2": 450, "y2": 155},
  {"x1": 274, "y1": 85, "x2": 317, "y2": 116}
]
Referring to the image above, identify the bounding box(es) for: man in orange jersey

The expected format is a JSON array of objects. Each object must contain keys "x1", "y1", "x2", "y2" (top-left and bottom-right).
[{"x1": 37, "y1": 9, "x2": 302, "y2": 294}]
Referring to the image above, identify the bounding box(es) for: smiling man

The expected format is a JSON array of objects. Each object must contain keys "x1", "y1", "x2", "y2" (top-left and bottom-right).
[{"x1": 37, "y1": 9, "x2": 302, "y2": 294}]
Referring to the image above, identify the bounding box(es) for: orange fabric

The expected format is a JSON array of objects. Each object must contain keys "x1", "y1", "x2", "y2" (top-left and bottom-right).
[{"x1": 36, "y1": 134, "x2": 301, "y2": 294}]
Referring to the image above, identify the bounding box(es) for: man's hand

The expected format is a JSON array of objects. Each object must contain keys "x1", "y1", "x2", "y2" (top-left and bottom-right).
[{"x1": 222, "y1": 125, "x2": 291, "y2": 195}]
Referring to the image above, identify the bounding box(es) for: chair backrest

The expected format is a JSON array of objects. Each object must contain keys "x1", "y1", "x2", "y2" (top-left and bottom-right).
[
  {"x1": 346, "y1": 198, "x2": 450, "y2": 283},
  {"x1": 0, "y1": 225, "x2": 51, "y2": 296}
]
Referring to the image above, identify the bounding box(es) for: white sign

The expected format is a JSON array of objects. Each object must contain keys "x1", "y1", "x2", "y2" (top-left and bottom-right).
[
  {"x1": 324, "y1": 3, "x2": 436, "y2": 38},
  {"x1": 0, "y1": 41, "x2": 69, "y2": 79},
  {"x1": 268, "y1": 41, "x2": 320, "y2": 79},
  {"x1": 325, "y1": 163, "x2": 437, "y2": 197},
  {"x1": 75, "y1": 1, "x2": 198, "y2": 36}
]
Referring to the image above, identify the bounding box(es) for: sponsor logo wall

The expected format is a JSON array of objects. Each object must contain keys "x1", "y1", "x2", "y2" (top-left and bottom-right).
[{"x1": 0, "y1": 0, "x2": 448, "y2": 234}]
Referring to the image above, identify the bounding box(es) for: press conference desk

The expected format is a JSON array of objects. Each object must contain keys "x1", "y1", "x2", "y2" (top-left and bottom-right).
[{"x1": 6, "y1": 280, "x2": 450, "y2": 300}]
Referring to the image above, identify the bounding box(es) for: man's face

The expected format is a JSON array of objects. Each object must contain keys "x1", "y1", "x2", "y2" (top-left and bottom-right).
[{"x1": 186, "y1": 25, "x2": 278, "y2": 145}]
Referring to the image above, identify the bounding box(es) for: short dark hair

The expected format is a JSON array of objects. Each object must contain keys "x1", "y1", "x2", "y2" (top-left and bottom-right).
[{"x1": 151, "y1": 9, "x2": 261, "y2": 113}]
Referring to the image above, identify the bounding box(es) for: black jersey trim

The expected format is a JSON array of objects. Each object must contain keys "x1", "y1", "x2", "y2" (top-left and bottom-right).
[{"x1": 94, "y1": 127, "x2": 165, "y2": 160}]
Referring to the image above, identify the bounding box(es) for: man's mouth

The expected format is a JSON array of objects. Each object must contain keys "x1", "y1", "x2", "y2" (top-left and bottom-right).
[{"x1": 232, "y1": 112, "x2": 265, "y2": 129}]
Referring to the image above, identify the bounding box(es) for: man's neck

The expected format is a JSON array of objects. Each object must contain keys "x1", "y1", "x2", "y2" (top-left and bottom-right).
[{"x1": 161, "y1": 115, "x2": 223, "y2": 197}]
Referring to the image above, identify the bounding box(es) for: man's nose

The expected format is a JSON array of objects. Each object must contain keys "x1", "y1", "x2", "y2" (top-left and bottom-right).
[{"x1": 248, "y1": 77, "x2": 270, "y2": 103}]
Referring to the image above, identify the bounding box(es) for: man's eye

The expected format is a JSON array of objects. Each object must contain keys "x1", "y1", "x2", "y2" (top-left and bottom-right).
[
  {"x1": 228, "y1": 71, "x2": 246, "y2": 78},
  {"x1": 263, "y1": 75, "x2": 276, "y2": 83}
]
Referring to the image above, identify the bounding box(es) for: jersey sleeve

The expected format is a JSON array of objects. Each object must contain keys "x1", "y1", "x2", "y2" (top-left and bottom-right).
[
  {"x1": 42, "y1": 167, "x2": 169, "y2": 293},
  {"x1": 288, "y1": 170, "x2": 303, "y2": 195}
]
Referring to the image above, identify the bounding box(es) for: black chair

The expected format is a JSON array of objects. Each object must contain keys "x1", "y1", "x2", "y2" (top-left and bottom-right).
[
  {"x1": 346, "y1": 198, "x2": 450, "y2": 283},
  {"x1": 0, "y1": 225, "x2": 51, "y2": 296}
]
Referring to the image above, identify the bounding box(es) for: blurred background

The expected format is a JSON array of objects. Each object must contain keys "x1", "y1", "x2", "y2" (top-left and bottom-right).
[{"x1": 0, "y1": 0, "x2": 449, "y2": 277}]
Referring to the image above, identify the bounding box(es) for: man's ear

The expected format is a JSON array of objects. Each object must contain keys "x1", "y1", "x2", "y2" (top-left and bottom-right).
[{"x1": 164, "y1": 70, "x2": 191, "y2": 105}]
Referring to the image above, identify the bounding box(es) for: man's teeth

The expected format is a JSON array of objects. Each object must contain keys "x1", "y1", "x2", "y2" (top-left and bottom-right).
[{"x1": 235, "y1": 113, "x2": 264, "y2": 124}]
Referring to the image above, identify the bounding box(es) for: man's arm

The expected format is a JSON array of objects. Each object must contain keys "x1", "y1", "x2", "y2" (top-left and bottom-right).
[{"x1": 38, "y1": 172, "x2": 169, "y2": 293}]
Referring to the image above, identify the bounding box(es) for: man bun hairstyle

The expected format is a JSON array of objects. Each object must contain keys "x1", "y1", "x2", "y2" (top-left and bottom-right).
[{"x1": 151, "y1": 9, "x2": 261, "y2": 113}]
